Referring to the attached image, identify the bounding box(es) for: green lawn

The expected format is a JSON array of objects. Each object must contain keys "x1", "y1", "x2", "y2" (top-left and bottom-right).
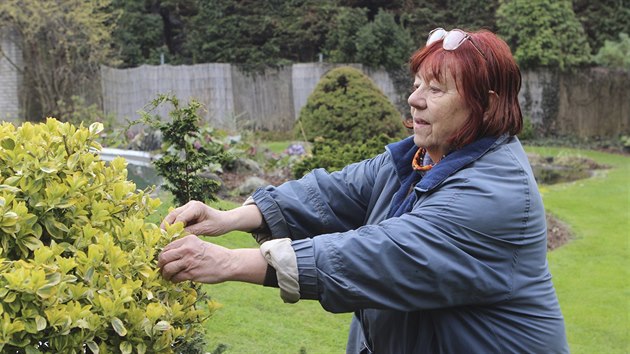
[
  {"x1": 201, "y1": 232, "x2": 352, "y2": 354},
  {"x1": 526, "y1": 147, "x2": 630, "y2": 354},
  {"x1": 148, "y1": 148, "x2": 629, "y2": 353}
]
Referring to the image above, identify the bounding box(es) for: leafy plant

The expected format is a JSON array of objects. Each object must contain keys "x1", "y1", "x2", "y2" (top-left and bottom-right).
[
  {"x1": 296, "y1": 66, "x2": 405, "y2": 144},
  {"x1": 292, "y1": 134, "x2": 396, "y2": 178},
  {"x1": 0, "y1": 118, "x2": 214, "y2": 353},
  {"x1": 593, "y1": 32, "x2": 630, "y2": 69},
  {"x1": 139, "y1": 94, "x2": 235, "y2": 207},
  {"x1": 497, "y1": 0, "x2": 592, "y2": 70}
]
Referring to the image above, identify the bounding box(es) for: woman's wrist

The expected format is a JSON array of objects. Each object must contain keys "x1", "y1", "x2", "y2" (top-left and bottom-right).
[
  {"x1": 224, "y1": 204, "x2": 264, "y2": 233},
  {"x1": 227, "y1": 248, "x2": 267, "y2": 285}
]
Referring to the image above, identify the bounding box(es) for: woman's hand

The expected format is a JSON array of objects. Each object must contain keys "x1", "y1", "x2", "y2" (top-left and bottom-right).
[
  {"x1": 161, "y1": 200, "x2": 228, "y2": 236},
  {"x1": 157, "y1": 235, "x2": 267, "y2": 284},
  {"x1": 161, "y1": 200, "x2": 265, "y2": 236}
]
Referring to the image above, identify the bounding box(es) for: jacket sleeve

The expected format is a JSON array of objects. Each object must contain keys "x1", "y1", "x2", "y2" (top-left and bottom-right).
[
  {"x1": 294, "y1": 161, "x2": 548, "y2": 313},
  {"x1": 251, "y1": 152, "x2": 391, "y2": 240}
]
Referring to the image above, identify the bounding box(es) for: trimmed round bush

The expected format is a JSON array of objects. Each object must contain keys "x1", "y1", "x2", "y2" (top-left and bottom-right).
[
  {"x1": 0, "y1": 119, "x2": 212, "y2": 353},
  {"x1": 292, "y1": 134, "x2": 397, "y2": 178},
  {"x1": 296, "y1": 66, "x2": 405, "y2": 143}
]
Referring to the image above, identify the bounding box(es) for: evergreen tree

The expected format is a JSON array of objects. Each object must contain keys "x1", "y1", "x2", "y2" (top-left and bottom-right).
[
  {"x1": 184, "y1": 0, "x2": 288, "y2": 70},
  {"x1": 573, "y1": 0, "x2": 630, "y2": 54},
  {"x1": 399, "y1": 0, "x2": 499, "y2": 46},
  {"x1": 323, "y1": 7, "x2": 369, "y2": 63},
  {"x1": 356, "y1": 10, "x2": 414, "y2": 70},
  {"x1": 594, "y1": 32, "x2": 630, "y2": 70},
  {"x1": 110, "y1": 0, "x2": 165, "y2": 67},
  {"x1": 497, "y1": 0, "x2": 592, "y2": 70}
]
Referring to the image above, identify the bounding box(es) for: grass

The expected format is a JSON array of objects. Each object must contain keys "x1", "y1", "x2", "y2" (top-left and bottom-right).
[
  {"x1": 525, "y1": 147, "x2": 630, "y2": 354},
  {"x1": 147, "y1": 148, "x2": 629, "y2": 354},
  {"x1": 201, "y1": 233, "x2": 352, "y2": 353},
  {"x1": 202, "y1": 203, "x2": 352, "y2": 354}
]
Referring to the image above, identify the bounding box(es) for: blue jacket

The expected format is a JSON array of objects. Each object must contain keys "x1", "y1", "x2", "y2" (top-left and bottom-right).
[{"x1": 251, "y1": 135, "x2": 569, "y2": 353}]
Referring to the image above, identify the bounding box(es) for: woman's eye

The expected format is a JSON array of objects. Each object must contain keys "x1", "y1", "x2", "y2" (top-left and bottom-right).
[{"x1": 429, "y1": 86, "x2": 441, "y2": 93}]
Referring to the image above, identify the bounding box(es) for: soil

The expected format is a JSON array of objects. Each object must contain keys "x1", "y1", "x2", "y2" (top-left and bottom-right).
[{"x1": 546, "y1": 213, "x2": 572, "y2": 250}]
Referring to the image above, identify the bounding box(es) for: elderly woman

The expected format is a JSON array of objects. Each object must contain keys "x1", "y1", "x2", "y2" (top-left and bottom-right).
[{"x1": 158, "y1": 28, "x2": 569, "y2": 353}]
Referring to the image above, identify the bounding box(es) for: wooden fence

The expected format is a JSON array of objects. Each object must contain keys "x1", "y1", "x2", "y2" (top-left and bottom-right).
[{"x1": 101, "y1": 63, "x2": 629, "y2": 139}]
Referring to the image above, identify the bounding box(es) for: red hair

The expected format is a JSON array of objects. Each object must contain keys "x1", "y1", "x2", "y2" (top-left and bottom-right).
[{"x1": 409, "y1": 29, "x2": 523, "y2": 148}]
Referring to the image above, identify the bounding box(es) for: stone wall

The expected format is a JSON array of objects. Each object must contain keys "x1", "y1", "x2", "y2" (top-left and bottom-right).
[
  {"x1": 519, "y1": 68, "x2": 630, "y2": 138},
  {"x1": 0, "y1": 28, "x2": 22, "y2": 123}
]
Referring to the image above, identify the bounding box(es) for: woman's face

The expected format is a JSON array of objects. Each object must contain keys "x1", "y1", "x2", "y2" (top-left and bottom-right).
[{"x1": 407, "y1": 70, "x2": 471, "y2": 162}]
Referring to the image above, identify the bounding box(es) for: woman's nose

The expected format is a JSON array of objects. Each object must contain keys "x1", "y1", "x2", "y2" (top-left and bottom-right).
[{"x1": 408, "y1": 88, "x2": 426, "y2": 109}]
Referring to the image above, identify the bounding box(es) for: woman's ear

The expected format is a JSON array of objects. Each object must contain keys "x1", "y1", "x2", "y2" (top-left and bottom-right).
[
  {"x1": 483, "y1": 90, "x2": 500, "y2": 121},
  {"x1": 403, "y1": 117, "x2": 414, "y2": 129}
]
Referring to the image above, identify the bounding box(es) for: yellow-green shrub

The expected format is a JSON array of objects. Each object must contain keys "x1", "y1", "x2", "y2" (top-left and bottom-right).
[{"x1": 0, "y1": 118, "x2": 212, "y2": 353}]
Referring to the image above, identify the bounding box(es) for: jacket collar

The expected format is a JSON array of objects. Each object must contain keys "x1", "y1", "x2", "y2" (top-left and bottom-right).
[{"x1": 387, "y1": 134, "x2": 509, "y2": 192}]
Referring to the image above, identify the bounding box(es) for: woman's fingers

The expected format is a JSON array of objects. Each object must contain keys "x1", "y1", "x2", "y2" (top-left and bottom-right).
[
  {"x1": 158, "y1": 235, "x2": 219, "y2": 283},
  {"x1": 160, "y1": 258, "x2": 190, "y2": 282},
  {"x1": 160, "y1": 204, "x2": 186, "y2": 229},
  {"x1": 161, "y1": 200, "x2": 208, "y2": 229},
  {"x1": 158, "y1": 235, "x2": 197, "y2": 268}
]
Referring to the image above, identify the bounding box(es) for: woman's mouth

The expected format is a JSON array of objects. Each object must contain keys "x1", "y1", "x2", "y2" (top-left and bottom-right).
[{"x1": 415, "y1": 118, "x2": 430, "y2": 125}]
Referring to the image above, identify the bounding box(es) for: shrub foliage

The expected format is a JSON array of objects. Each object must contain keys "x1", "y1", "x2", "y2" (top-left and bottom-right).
[
  {"x1": 293, "y1": 66, "x2": 406, "y2": 176},
  {"x1": 496, "y1": 0, "x2": 592, "y2": 70},
  {"x1": 139, "y1": 94, "x2": 235, "y2": 207},
  {"x1": 292, "y1": 134, "x2": 397, "y2": 178},
  {"x1": 0, "y1": 119, "x2": 211, "y2": 353},
  {"x1": 296, "y1": 66, "x2": 405, "y2": 143}
]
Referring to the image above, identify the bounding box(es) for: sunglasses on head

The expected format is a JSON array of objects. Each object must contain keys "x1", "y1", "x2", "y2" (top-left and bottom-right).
[{"x1": 426, "y1": 28, "x2": 487, "y2": 60}]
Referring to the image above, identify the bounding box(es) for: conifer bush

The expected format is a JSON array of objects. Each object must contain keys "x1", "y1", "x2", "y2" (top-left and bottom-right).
[
  {"x1": 292, "y1": 134, "x2": 397, "y2": 178},
  {"x1": 0, "y1": 119, "x2": 212, "y2": 353},
  {"x1": 296, "y1": 66, "x2": 405, "y2": 143},
  {"x1": 294, "y1": 66, "x2": 406, "y2": 176}
]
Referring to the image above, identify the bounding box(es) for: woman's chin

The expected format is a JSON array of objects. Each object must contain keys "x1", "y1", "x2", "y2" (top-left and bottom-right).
[{"x1": 413, "y1": 135, "x2": 428, "y2": 148}]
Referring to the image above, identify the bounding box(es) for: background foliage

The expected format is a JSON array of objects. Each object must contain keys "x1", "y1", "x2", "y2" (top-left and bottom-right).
[
  {"x1": 0, "y1": 0, "x2": 117, "y2": 121},
  {"x1": 296, "y1": 66, "x2": 404, "y2": 143},
  {"x1": 2, "y1": 0, "x2": 629, "y2": 123},
  {"x1": 593, "y1": 32, "x2": 630, "y2": 70},
  {"x1": 496, "y1": 0, "x2": 592, "y2": 70},
  {"x1": 292, "y1": 134, "x2": 397, "y2": 178},
  {"x1": 293, "y1": 66, "x2": 405, "y2": 177}
]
